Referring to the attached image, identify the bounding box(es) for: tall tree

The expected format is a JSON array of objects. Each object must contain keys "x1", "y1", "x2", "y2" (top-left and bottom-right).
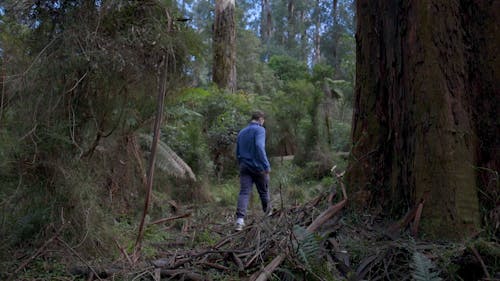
[
  {"x1": 261, "y1": 0, "x2": 272, "y2": 50},
  {"x1": 312, "y1": 0, "x2": 322, "y2": 65},
  {"x1": 212, "y1": 0, "x2": 237, "y2": 91},
  {"x1": 347, "y1": 0, "x2": 499, "y2": 239}
]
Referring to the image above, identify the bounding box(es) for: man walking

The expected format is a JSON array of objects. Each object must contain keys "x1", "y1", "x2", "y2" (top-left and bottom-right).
[{"x1": 235, "y1": 111, "x2": 272, "y2": 231}]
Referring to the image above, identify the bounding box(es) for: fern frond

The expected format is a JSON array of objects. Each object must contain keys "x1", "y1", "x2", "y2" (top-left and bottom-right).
[
  {"x1": 138, "y1": 133, "x2": 196, "y2": 181},
  {"x1": 293, "y1": 225, "x2": 322, "y2": 268},
  {"x1": 411, "y1": 251, "x2": 442, "y2": 281}
]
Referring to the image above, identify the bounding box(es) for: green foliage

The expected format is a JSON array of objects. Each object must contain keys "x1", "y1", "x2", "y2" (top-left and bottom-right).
[
  {"x1": 0, "y1": 0, "x2": 358, "y2": 272},
  {"x1": 15, "y1": 258, "x2": 71, "y2": 280},
  {"x1": 167, "y1": 87, "x2": 257, "y2": 179},
  {"x1": 293, "y1": 225, "x2": 322, "y2": 266},
  {"x1": 311, "y1": 63, "x2": 335, "y2": 84},
  {"x1": 268, "y1": 55, "x2": 310, "y2": 82},
  {"x1": 212, "y1": 178, "x2": 239, "y2": 206},
  {"x1": 332, "y1": 122, "x2": 351, "y2": 152},
  {"x1": 237, "y1": 29, "x2": 280, "y2": 95},
  {"x1": 138, "y1": 133, "x2": 196, "y2": 181},
  {"x1": 194, "y1": 229, "x2": 218, "y2": 247}
]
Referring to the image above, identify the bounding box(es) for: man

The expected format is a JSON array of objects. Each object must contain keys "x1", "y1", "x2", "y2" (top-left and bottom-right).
[{"x1": 235, "y1": 111, "x2": 272, "y2": 231}]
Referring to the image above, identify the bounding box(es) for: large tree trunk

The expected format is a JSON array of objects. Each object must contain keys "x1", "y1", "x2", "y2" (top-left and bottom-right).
[
  {"x1": 212, "y1": 0, "x2": 236, "y2": 92},
  {"x1": 347, "y1": 0, "x2": 499, "y2": 240}
]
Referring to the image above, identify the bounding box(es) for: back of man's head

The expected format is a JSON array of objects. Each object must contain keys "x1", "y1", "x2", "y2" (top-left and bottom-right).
[{"x1": 251, "y1": 110, "x2": 265, "y2": 121}]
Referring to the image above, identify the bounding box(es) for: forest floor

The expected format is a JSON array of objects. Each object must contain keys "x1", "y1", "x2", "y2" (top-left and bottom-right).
[
  {"x1": 10, "y1": 197, "x2": 500, "y2": 280},
  {"x1": 5, "y1": 163, "x2": 500, "y2": 281}
]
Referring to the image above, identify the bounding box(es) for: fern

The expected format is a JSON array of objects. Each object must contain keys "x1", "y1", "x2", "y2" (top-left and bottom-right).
[
  {"x1": 411, "y1": 251, "x2": 442, "y2": 281},
  {"x1": 292, "y1": 225, "x2": 321, "y2": 268},
  {"x1": 138, "y1": 133, "x2": 196, "y2": 181}
]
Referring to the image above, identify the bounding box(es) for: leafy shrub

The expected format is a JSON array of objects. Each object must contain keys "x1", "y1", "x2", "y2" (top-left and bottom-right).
[{"x1": 332, "y1": 122, "x2": 351, "y2": 152}]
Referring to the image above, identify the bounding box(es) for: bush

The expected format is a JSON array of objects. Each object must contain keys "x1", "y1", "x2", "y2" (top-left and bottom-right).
[{"x1": 332, "y1": 122, "x2": 351, "y2": 152}]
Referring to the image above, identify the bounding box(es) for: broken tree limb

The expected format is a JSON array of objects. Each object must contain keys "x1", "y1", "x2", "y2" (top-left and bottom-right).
[
  {"x1": 387, "y1": 192, "x2": 429, "y2": 238},
  {"x1": 251, "y1": 178, "x2": 348, "y2": 281},
  {"x1": 307, "y1": 199, "x2": 347, "y2": 232},
  {"x1": 308, "y1": 180, "x2": 347, "y2": 232},
  {"x1": 250, "y1": 253, "x2": 287, "y2": 281}
]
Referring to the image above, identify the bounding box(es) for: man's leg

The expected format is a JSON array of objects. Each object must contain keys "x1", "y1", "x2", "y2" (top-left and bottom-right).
[
  {"x1": 236, "y1": 169, "x2": 253, "y2": 219},
  {"x1": 254, "y1": 173, "x2": 270, "y2": 214}
]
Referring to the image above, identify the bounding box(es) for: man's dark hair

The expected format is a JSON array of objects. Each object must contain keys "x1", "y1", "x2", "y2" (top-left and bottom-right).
[{"x1": 251, "y1": 110, "x2": 265, "y2": 121}]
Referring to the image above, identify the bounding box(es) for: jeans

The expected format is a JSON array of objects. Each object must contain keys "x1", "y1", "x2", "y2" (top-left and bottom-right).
[{"x1": 236, "y1": 163, "x2": 270, "y2": 219}]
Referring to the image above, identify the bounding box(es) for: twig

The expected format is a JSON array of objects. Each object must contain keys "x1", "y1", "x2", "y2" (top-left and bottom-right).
[
  {"x1": 57, "y1": 237, "x2": 104, "y2": 281},
  {"x1": 150, "y1": 213, "x2": 191, "y2": 225},
  {"x1": 5, "y1": 36, "x2": 59, "y2": 82},
  {"x1": 7, "y1": 225, "x2": 65, "y2": 281},
  {"x1": 114, "y1": 238, "x2": 133, "y2": 266},
  {"x1": 65, "y1": 71, "x2": 88, "y2": 94},
  {"x1": 470, "y1": 245, "x2": 491, "y2": 280},
  {"x1": 198, "y1": 261, "x2": 230, "y2": 271},
  {"x1": 231, "y1": 252, "x2": 244, "y2": 271}
]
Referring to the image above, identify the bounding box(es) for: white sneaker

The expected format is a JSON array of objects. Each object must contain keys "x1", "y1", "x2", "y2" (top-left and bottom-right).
[
  {"x1": 265, "y1": 205, "x2": 273, "y2": 217},
  {"x1": 235, "y1": 218, "x2": 245, "y2": 231}
]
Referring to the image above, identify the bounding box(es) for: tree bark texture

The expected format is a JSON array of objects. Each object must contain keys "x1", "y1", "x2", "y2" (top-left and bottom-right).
[
  {"x1": 213, "y1": 0, "x2": 237, "y2": 92},
  {"x1": 347, "y1": 0, "x2": 499, "y2": 239},
  {"x1": 261, "y1": 0, "x2": 272, "y2": 45}
]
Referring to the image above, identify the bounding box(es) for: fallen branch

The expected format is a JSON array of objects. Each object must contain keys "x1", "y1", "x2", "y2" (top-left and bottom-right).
[
  {"x1": 58, "y1": 237, "x2": 105, "y2": 281},
  {"x1": 251, "y1": 178, "x2": 348, "y2": 281},
  {"x1": 250, "y1": 253, "x2": 287, "y2": 281},
  {"x1": 151, "y1": 213, "x2": 191, "y2": 225},
  {"x1": 387, "y1": 192, "x2": 428, "y2": 238},
  {"x1": 470, "y1": 245, "x2": 491, "y2": 280}
]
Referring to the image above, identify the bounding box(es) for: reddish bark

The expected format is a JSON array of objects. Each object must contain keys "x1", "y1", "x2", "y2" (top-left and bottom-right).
[{"x1": 347, "y1": 0, "x2": 499, "y2": 239}]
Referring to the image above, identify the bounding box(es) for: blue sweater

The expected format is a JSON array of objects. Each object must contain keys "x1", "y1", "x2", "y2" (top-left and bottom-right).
[{"x1": 236, "y1": 122, "x2": 271, "y2": 172}]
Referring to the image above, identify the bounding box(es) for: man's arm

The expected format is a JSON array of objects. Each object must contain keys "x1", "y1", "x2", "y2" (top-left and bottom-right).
[{"x1": 255, "y1": 127, "x2": 271, "y2": 172}]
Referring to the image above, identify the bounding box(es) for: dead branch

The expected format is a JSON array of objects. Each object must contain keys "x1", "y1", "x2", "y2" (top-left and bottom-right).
[
  {"x1": 150, "y1": 213, "x2": 191, "y2": 225},
  {"x1": 470, "y1": 245, "x2": 491, "y2": 280},
  {"x1": 58, "y1": 237, "x2": 104, "y2": 281},
  {"x1": 251, "y1": 176, "x2": 348, "y2": 281},
  {"x1": 134, "y1": 55, "x2": 169, "y2": 259},
  {"x1": 250, "y1": 254, "x2": 287, "y2": 281}
]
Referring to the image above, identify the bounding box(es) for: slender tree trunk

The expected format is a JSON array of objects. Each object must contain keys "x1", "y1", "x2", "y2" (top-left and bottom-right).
[
  {"x1": 286, "y1": 0, "x2": 296, "y2": 50},
  {"x1": 213, "y1": 0, "x2": 236, "y2": 92},
  {"x1": 347, "y1": 0, "x2": 499, "y2": 240},
  {"x1": 313, "y1": 0, "x2": 322, "y2": 65},
  {"x1": 261, "y1": 0, "x2": 272, "y2": 60},
  {"x1": 330, "y1": 0, "x2": 341, "y2": 76},
  {"x1": 134, "y1": 56, "x2": 168, "y2": 257},
  {"x1": 299, "y1": 10, "x2": 308, "y2": 60}
]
